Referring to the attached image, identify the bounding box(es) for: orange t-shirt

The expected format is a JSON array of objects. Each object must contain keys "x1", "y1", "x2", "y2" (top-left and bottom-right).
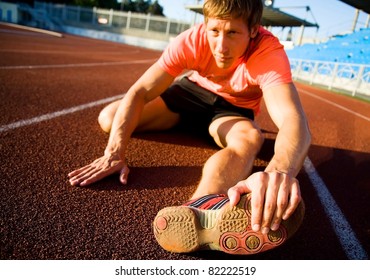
[{"x1": 158, "y1": 23, "x2": 292, "y2": 114}]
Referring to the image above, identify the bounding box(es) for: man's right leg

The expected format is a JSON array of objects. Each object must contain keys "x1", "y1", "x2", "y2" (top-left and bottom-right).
[{"x1": 98, "y1": 95, "x2": 180, "y2": 133}]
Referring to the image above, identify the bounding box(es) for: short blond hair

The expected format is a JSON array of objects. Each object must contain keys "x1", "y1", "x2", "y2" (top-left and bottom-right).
[{"x1": 203, "y1": 0, "x2": 263, "y2": 29}]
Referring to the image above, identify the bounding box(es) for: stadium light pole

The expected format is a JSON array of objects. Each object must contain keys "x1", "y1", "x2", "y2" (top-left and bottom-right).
[
  {"x1": 192, "y1": 0, "x2": 201, "y2": 26},
  {"x1": 277, "y1": 6, "x2": 319, "y2": 46},
  {"x1": 351, "y1": 9, "x2": 360, "y2": 32}
]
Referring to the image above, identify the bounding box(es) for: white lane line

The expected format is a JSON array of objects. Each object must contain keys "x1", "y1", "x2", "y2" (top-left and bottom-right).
[
  {"x1": 0, "y1": 22, "x2": 63, "y2": 37},
  {"x1": 303, "y1": 157, "x2": 368, "y2": 260},
  {"x1": 0, "y1": 59, "x2": 156, "y2": 70},
  {"x1": 299, "y1": 89, "x2": 370, "y2": 122},
  {"x1": 0, "y1": 94, "x2": 124, "y2": 133},
  {"x1": 1, "y1": 81, "x2": 367, "y2": 260},
  {"x1": 0, "y1": 49, "x2": 140, "y2": 55}
]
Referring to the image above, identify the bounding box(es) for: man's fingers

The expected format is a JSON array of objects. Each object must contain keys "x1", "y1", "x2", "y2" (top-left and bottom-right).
[
  {"x1": 261, "y1": 175, "x2": 278, "y2": 234},
  {"x1": 235, "y1": 172, "x2": 302, "y2": 234},
  {"x1": 238, "y1": 172, "x2": 268, "y2": 232},
  {"x1": 79, "y1": 163, "x2": 124, "y2": 186},
  {"x1": 68, "y1": 155, "x2": 127, "y2": 187},
  {"x1": 79, "y1": 170, "x2": 108, "y2": 186},
  {"x1": 230, "y1": 172, "x2": 302, "y2": 234},
  {"x1": 68, "y1": 164, "x2": 93, "y2": 178},
  {"x1": 249, "y1": 173, "x2": 267, "y2": 232},
  {"x1": 119, "y1": 165, "x2": 130, "y2": 185},
  {"x1": 270, "y1": 175, "x2": 290, "y2": 230},
  {"x1": 282, "y1": 179, "x2": 301, "y2": 220},
  {"x1": 69, "y1": 166, "x2": 100, "y2": 186},
  {"x1": 69, "y1": 164, "x2": 101, "y2": 186},
  {"x1": 227, "y1": 180, "x2": 252, "y2": 207},
  {"x1": 270, "y1": 190, "x2": 289, "y2": 230}
]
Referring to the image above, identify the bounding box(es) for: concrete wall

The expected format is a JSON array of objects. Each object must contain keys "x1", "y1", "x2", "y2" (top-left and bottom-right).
[{"x1": 64, "y1": 25, "x2": 170, "y2": 51}]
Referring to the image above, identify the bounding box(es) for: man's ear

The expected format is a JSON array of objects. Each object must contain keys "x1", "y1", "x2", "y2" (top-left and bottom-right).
[{"x1": 250, "y1": 24, "x2": 259, "y2": 38}]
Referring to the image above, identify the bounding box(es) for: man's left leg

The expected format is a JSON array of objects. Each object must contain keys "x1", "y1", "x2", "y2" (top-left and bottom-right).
[{"x1": 191, "y1": 116, "x2": 264, "y2": 199}]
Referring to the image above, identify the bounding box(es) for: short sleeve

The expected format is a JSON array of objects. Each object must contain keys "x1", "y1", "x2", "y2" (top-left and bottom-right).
[
  {"x1": 247, "y1": 36, "x2": 292, "y2": 91},
  {"x1": 157, "y1": 24, "x2": 206, "y2": 77}
]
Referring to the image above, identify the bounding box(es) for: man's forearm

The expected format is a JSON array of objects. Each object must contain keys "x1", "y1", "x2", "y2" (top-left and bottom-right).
[
  {"x1": 105, "y1": 89, "x2": 145, "y2": 158},
  {"x1": 265, "y1": 116, "x2": 311, "y2": 177},
  {"x1": 104, "y1": 63, "x2": 175, "y2": 158}
]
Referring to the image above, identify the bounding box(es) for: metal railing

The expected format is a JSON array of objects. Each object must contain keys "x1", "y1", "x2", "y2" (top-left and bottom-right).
[
  {"x1": 18, "y1": 2, "x2": 370, "y2": 98},
  {"x1": 33, "y1": 1, "x2": 191, "y2": 40},
  {"x1": 18, "y1": 3, "x2": 64, "y2": 31},
  {"x1": 289, "y1": 59, "x2": 370, "y2": 97}
]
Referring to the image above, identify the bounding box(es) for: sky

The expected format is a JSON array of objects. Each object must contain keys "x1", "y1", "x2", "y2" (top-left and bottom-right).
[{"x1": 157, "y1": 0, "x2": 369, "y2": 41}]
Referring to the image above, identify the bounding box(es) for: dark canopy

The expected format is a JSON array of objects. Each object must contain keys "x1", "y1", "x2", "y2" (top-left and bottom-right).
[
  {"x1": 339, "y1": 0, "x2": 370, "y2": 14},
  {"x1": 261, "y1": 6, "x2": 318, "y2": 27},
  {"x1": 185, "y1": 4, "x2": 319, "y2": 28}
]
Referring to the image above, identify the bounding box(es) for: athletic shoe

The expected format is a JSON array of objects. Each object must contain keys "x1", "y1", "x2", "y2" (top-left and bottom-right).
[{"x1": 153, "y1": 193, "x2": 304, "y2": 255}]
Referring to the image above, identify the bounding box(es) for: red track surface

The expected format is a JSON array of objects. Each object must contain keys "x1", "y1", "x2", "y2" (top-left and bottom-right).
[{"x1": 1, "y1": 24, "x2": 369, "y2": 260}]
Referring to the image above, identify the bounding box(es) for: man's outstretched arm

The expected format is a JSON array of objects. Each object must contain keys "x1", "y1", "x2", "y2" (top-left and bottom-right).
[
  {"x1": 68, "y1": 62, "x2": 175, "y2": 186},
  {"x1": 229, "y1": 82, "x2": 311, "y2": 233}
]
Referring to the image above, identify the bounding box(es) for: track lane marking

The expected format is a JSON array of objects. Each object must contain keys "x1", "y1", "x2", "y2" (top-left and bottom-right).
[
  {"x1": 303, "y1": 157, "x2": 368, "y2": 260},
  {"x1": 0, "y1": 59, "x2": 156, "y2": 70},
  {"x1": 301, "y1": 89, "x2": 368, "y2": 258},
  {"x1": 0, "y1": 49, "x2": 141, "y2": 55},
  {"x1": 0, "y1": 22, "x2": 63, "y2": 37},
  {"x1": 1, "y1": 90, "x2": 368, "y2": 259},
  {"x1": 300, "y1": 89, "x2": 370, "y2": 122},
  {"x1": 0, "y1": 94, "x2": 124, "y2": 133}
]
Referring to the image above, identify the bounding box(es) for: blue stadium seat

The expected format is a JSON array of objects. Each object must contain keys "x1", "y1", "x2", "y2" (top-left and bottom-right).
[{"x1": 286, "y1": 28, "x2": 370, "y2": 65}]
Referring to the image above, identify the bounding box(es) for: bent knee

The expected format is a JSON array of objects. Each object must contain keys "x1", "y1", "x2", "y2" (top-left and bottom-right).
[
  {"x1": 225, "y1": 122, "x2": 264, "y2": 152},
  {"x1": 249, "y1": 126, "x2": 264, "y2": 145},
  {"x1": 98, "y1": 101, "x2": 120, "y2": 133},
  {"x1": 210, "y1": 117, "x2": 264, "y2": 149},
  {"x1": 98, "y1": 110, "x2": 112, "y2": 133}
]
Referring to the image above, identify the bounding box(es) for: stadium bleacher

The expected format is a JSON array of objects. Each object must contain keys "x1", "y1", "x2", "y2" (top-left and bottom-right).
[{"x1": 286, "y1": 28, "x2": 370, "y2": 65}]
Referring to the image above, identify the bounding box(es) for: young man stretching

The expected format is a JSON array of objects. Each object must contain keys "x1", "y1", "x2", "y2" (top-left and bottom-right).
[{"x1": 68, "y1": 0, "x2": 311, "y2": 255}]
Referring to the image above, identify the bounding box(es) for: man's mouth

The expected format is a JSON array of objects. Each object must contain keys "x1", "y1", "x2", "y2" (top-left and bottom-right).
[{"x1": 214, "y1": 55, "x2": 232, "y2": 62}]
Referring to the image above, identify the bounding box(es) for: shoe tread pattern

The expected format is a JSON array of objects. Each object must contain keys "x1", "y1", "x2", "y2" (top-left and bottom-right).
[
  {"x1": 154, "y1": 194, "x2": 305, "y2": 255},
  {"x1": 154, "y1": 206, "x2": 199, "y2": 253},
  {"x1": 219, "y1": 207, "x2": 249, "y2": 233}
]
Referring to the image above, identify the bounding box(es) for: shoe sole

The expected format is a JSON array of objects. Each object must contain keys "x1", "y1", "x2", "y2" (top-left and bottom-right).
[{"x1": 153, "y1": 193, "x2": 305, "y2": 255}]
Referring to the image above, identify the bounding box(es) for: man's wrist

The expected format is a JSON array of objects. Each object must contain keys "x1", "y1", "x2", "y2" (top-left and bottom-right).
[
  {"x1": 264, "y1": 159, "x2": 295, "y2": 177},
  {"x1": 104, "y1": 144, "x2": 125, "y2": 158}
]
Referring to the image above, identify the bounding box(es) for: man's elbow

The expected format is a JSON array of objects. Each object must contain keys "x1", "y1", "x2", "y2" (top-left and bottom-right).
[{"x1": 302, "y1": 121, "x2": 312, "y2": 151}]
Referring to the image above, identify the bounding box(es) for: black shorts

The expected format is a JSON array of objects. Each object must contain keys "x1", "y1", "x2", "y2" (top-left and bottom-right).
[{"x1": 161, "y1": 77, "x2": 254, "y2": 129}]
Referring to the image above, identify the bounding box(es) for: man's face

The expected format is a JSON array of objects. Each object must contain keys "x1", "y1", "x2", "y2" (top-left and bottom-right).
[{"x1": 206, "y1": 17, "x2": 258, "y2": 69}]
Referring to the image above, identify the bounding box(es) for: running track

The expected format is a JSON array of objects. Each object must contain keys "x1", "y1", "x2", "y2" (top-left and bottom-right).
[{"x1": 0, "y1": 24, "x2": 369, "y2": 260}]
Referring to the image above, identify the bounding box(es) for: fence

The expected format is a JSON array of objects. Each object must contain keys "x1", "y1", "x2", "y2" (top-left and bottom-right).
[
  {"x1": 12, "y1": 2, "x2": 370, "y2": 97},
  {"x1": 289, "y1": 59, "x2": 370, "y2": 97},
  {"x1": 33, "y1": 1, "x2": 191, "y2": 40}
]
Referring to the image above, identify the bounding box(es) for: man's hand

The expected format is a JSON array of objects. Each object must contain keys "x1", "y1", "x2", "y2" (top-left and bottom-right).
[
  {"x1": 68, "y1": 152, "x2": 129, "y2": 186},
  {"x1": 228, "y1": 171, "x2": 301, "y2": 234}
]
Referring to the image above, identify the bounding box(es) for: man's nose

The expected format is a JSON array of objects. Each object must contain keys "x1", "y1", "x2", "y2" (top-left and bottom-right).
[{"x1": 216, "y1": 34, "x2": 228, "y2": 54}]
